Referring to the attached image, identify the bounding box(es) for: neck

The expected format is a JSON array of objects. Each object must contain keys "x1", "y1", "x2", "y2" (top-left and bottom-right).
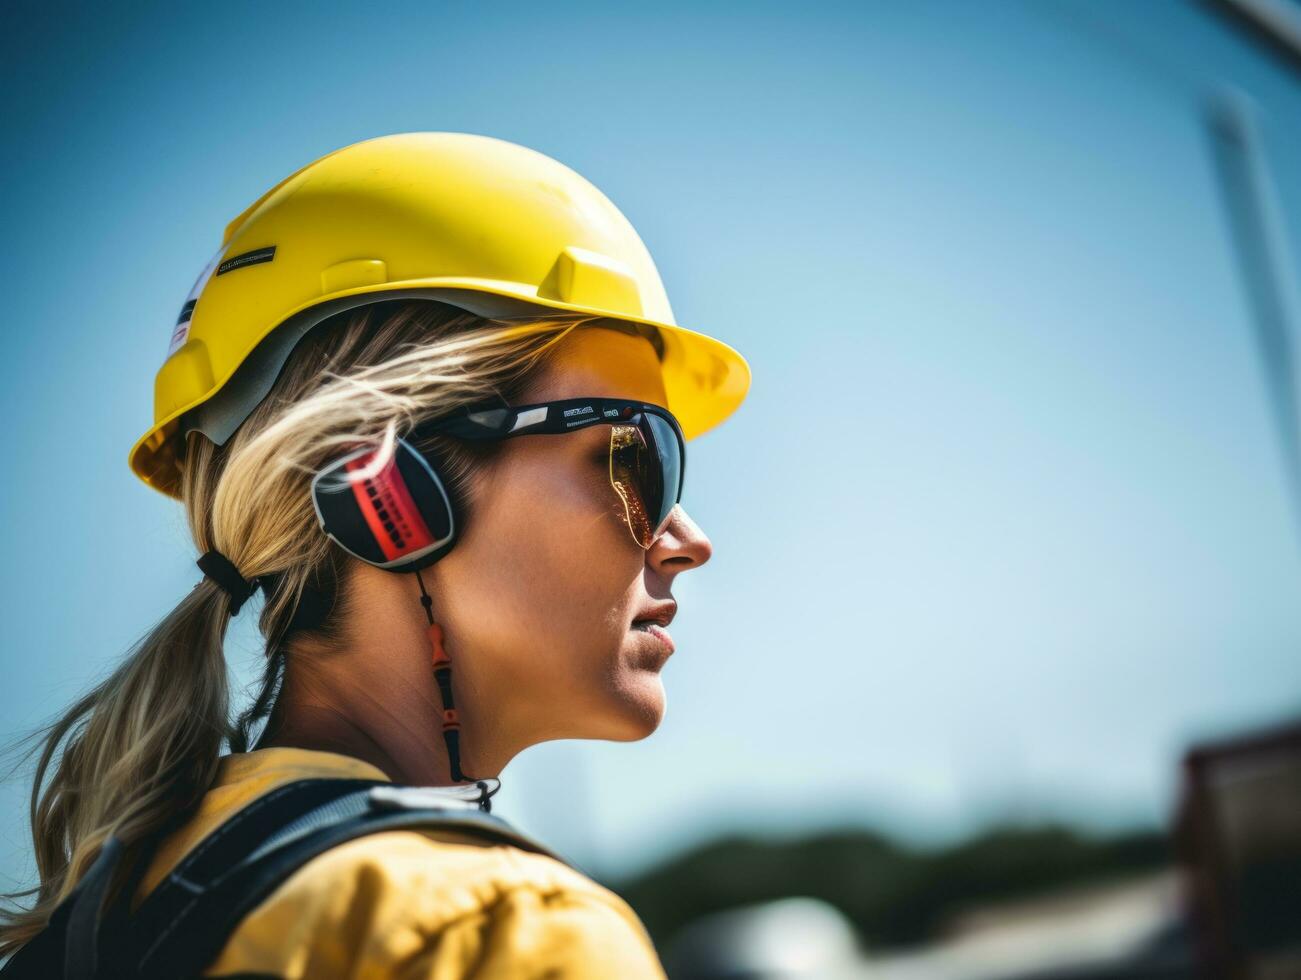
[
  {"x1": 260, "y1": 686, "x2": 514, "y2": 785},
  {"x1": 255, "y1": 566, "x2": 527, "y2": 785},
  {"x1": 257, "y1": 643, "x2": 518, "y2": 787}
]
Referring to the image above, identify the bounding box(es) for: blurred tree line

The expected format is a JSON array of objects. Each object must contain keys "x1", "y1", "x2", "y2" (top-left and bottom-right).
[{"x1": 611, "y1": 823, "x2": 1169, "y2": 951}]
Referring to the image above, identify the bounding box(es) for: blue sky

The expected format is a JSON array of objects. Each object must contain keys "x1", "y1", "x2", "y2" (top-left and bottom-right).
[{"x1": 3, "y1": 0, "x2": 1300, "y2": 883}]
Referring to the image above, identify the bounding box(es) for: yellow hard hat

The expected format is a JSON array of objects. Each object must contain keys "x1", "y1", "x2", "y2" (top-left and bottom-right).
[{"x1": 129, "y1": 132, "x2": 751, "y2": 497}]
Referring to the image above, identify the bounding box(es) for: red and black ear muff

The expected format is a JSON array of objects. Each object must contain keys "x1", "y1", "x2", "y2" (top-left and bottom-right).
[{"x1": 311, "y1": 439, "x2": 458, "y2": 573}]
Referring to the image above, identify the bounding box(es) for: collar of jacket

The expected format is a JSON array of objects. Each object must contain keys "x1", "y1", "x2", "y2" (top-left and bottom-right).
[{"x1": 135, "y1": 746, "x2": 390, "y2": 905}]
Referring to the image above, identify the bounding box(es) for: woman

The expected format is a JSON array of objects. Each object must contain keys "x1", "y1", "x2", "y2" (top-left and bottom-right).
[{"x1": 0, "y1": 133, "x2": 750, "y2": 977}]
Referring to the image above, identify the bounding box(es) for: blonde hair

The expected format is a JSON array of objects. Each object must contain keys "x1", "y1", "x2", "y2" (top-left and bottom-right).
[{"x1": 0, "y1": 298, "x2": 601, "y2": 953}]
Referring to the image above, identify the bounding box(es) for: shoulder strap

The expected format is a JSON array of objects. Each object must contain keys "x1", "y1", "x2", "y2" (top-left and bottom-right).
[{"x1": 55, "y1": 778, "x2": 569, "y2": 980}]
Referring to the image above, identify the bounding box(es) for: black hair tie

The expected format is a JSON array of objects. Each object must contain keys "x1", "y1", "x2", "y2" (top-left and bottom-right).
[{"x1": 196, "y1": 550, "x2": 260, "y2": 616}]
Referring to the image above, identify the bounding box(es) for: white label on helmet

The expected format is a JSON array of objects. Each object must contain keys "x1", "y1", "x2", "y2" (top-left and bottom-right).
[{"x1": 167, "y1": 243, "x2": 228, "y2": 358}]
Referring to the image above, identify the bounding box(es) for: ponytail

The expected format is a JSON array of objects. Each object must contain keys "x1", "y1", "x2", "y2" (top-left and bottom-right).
[{"x1": 1, "y1": 578, "x2": 233, "y2": 952}]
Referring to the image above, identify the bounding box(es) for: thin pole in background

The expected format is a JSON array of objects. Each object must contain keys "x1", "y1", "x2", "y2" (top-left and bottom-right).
[{"x1": 1206, "y1": 89, "x2": 1301, "y2": 546}]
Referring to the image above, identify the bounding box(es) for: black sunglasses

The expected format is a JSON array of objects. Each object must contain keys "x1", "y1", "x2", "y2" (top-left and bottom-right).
[{"x1": 420, "y1": 397, "x2": 686, "y2": 549}]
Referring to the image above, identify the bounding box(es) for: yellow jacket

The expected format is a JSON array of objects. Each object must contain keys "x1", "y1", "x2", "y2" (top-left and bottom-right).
[{"x1": 135, "y1": 747, "x2": 667, "y2": 979}]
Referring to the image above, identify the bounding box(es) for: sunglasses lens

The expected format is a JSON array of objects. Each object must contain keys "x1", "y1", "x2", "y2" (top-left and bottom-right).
[
  {"x1": 643, "y1": 412, "x2": 682, "y2": 530},
  {"x1": 609, "y1": 414, "x2": 682, "y2": 548}
]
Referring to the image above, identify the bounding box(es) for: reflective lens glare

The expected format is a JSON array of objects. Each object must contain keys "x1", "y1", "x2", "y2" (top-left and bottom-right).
[
  {"x1": 608, "y1": 413, "x2": 683, "y2": 549},
  {"x1": 610, "y1": 424, "x2": 654, "y2": 548}
]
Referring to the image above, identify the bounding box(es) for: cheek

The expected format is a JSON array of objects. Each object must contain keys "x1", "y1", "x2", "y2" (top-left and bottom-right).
[{"x1": 447, "y1": 452, "x2": 641, "y2": 674}]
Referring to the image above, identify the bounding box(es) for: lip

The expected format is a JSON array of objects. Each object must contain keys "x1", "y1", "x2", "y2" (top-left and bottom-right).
[
  {"x1": 631, "y1": 601, "x2": 677, "y2": 630},
  {"x1": 635, "y1": 622, "x2": 675, "y2": 654},
  {"x1": 630, "y1": 601, "x2": 677, "y2": 655}
]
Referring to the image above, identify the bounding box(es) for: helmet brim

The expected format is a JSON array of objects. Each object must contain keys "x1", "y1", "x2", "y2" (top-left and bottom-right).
[{"x1": 128, "y1": 278, "x2": 751, "y2": 499}]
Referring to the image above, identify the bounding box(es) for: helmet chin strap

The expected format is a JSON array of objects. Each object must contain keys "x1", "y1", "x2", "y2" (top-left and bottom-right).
[{"x1": 414, "y1": 569, "x2": 500, "y2": 808}]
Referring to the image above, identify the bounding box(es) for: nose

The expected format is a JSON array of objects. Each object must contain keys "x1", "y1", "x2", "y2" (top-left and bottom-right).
[{"x1": 647, "y1": 505, "x2": 713, "y2": 573}]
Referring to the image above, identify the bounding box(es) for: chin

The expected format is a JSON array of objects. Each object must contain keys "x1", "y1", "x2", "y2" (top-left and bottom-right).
[{"x1": 602, "y1": 677, "x2": 666, "y2": 741}]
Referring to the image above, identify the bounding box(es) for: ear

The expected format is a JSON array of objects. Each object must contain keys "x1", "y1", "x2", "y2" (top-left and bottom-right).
[{"x1": 311, "y1": 439, "x2": 459, "y2": 573}]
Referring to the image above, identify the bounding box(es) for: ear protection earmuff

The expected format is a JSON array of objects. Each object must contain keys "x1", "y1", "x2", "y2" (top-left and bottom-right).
[{"x1": 310, "y1": 438, "x2": 460, "y2": 573}]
